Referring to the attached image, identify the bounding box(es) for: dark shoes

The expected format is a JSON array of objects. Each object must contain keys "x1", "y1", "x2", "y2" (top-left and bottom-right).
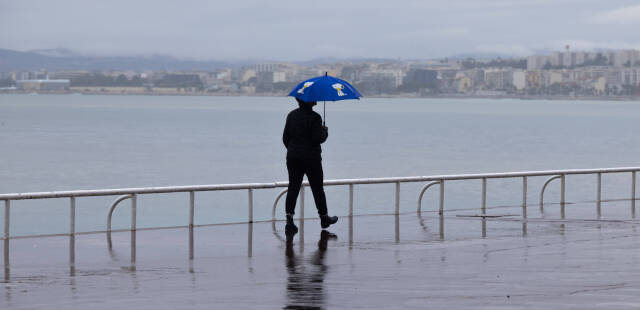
[
  {"x1": 320, "y1": 214, "x2": 338, "y2": 229},
  {"x1": 286, "y1": 214, "x2": 337, "y2": 235},
  {"x1": 285, "y1": 215, "x2": 298, "y2": 236}
]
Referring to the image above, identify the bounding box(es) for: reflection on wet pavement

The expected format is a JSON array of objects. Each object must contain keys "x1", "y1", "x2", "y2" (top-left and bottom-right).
[
  {"x1": 284, "y1": 231, "x2": 336, "y2": 309},
  {"x1": 2, "y1": 201, "x2": 640, "y2": 309},
  {"x1": 3, "y1": 239, "x2": 8, "y2": 282}
]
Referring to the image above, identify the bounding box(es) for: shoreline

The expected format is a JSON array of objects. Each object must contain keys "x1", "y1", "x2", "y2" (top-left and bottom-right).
[{"x1": 1, "y1": 90, "x2": 639, "y2": 101}]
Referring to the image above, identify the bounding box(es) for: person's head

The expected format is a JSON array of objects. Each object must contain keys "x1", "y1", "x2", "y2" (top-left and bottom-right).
[{"x1": 295, "y1": 97, "x2": 317, "y2": 108}]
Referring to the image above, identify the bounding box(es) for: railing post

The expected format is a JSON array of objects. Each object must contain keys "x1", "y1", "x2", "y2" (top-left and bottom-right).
[
  {"x1": 395, "y1": 182, "x2": 400, "y2": 215},
  {"x1": 349, "y1": 184, "x2": 354, "y2": 217},
  {"x1": 189, "y1": 191, "x2": 195, "y2": 228},
  {"x1": 539, "y1": 175, "x2": 561, "y2": 214},
  {"x1": 417, "y1": 181, "x2": 440, "y2": 213},
  {"x1": 131, "y1": 194, "x2": 137, "y2": 231},
  {"x1": 439, "y1": 180, "x2": 445, "y2": 215},
  {"x1": 248, "y1": 188, "x2": 254, "y2": 223},
  {"x1": 560, "y1": 174, "x2": 566, "y2": 219},
  {"x1": 522, "y1": 176, "x2": 527, "y2": 218},
  {"x1": 130, "y1": 196, "x2": 137, "y2": 270},
  {"x1": 272, "y1": 189, "x2": 288, "y2": 221},
  {"x1": 3, "y1": 200, "x2": 8, "y2": 280},
  {"x1": 70, "y1": 197, "x2": 76, "y2": 235},
  {"x1": 481, "y1": 178, "x2": 487, "y2": 214},
  {"x1": 3, "y1": 202, "x2": 7, "y2": 279},
  {"x1": 597, "y1": 173, "x2": 602, "y2": 218},
  {"x1": 632, "y1": 171, "x2": 637, "y2": 218},
  {"x1": 3, "y1": 200, "x2": 8, "y2": 239}
]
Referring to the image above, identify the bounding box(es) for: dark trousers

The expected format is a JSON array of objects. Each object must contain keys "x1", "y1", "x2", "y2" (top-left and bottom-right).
[{"x1": 285, "y1": 158, "x2": 328, "y2": 216}]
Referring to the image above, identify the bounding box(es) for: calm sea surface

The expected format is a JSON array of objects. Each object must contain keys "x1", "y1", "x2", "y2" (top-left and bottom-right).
[{"x1": 1, "y1": 94, "x2": 639, "y2": 236}]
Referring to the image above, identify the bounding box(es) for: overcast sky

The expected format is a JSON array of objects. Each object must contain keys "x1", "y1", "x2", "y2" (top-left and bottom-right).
[{"x1": 2, "y1": 0, "x2": 640, "y2": 61}]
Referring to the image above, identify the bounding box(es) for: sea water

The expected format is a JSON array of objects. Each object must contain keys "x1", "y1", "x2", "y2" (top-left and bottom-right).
[{"x1": 1, "y1": 94, "x2": 639, "y2": 236}]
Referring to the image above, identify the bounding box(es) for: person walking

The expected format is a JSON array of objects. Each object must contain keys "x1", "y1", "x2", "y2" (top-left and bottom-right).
[{"x1": 283, "y1": 98, "x2": 338, "y2": 235}]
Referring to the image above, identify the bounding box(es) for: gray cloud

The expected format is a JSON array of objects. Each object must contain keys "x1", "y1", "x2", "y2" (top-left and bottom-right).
[
  {"x1": 1, "y1": 0, "x2": 640, "y2": 61},
  {"x1": 591, "y1": 4, "x2": 640, "y2": 24}
]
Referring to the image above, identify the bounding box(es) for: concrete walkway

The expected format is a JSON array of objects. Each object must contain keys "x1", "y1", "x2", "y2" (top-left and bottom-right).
[{"x1": 3, "y1": 201, "x2": 640, "y2": 309}]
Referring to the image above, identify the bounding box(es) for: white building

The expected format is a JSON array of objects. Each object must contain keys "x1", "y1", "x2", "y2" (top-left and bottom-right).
[
  {"x1": 622, "y1": 68, "x2": 640, "y2": 86},
  {"x1": 273, "y1": 71, "x2": 286, "y2": 83},
  {"x1": 512, "y1": 70, "x2": 526, "y2": 90}
]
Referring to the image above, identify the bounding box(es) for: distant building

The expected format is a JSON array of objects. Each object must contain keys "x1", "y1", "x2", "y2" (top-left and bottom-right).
[
  {"x1": 17, "y1": 72, "x2": 30, "y2": 80},
  {"x1": 401, "y1": 68, "x2": 438, "y2": 92},
  {"x1": 358, "y1": 72, "x2": 397, "y2": 94},
  {"x1": 525, "y1": 70, "x2": 543, "y2": 89},
  {"x1": 256, "y1": 71, "x2": 274, "y2": 92},
  {"x1": 542, "y1": 71, "x2": 564, "y2": 86},
  {"x1": 456, "y1": 69, "x2": 484, "y2": 88},
  {"x1": 607, "y1": 69, "x2": 623, "y2": 87},
  {"x1": 512, "y1": 70, "x2": 526, "y2": 91},
  {"x1": 216, "y1": 69, "x2": 232, "y2": 81},
  {"x1": 386, "y1": 70, "x2": 406, "y2": 88},
  {"x1": 593, "y1": 77, "x2": 607, "y2": 94},
  {"x1": 240, "y1": 69, "x2": 257, "y2": 82},
  {"x1": 527, "y1": 56, "x2": 549, "y2": 70},
  {"x1": 551, "y1": 52, "x2": 564, "y2": 67},
  {"x1": 341, "y1": 65, "x2": 367, "y2": 82},
  {"x1": 484, "y1": 69, "x2": 513, "y2": 90},
  {"x1": 454, "y1": 73, "x2": 472, "y2": 93},
  {"x1": 254, "y1": 63, "x2": 277, "y2": 73},
  {"x1": 622, "y1": 68, "x2": 640, "y2": 86},
  {"x1": 273, "y1": 71, "x2": 286, "y2": 83},
  {"x1": 50, "y1": 71, "x2": 89, "y2": 80},
  {"x1": 437, "y1": 69, "x2": 458, "y2": 92},
  {"x1": 527, "y1": 51, "x2": 624, "y2": 69},
  {"x1": 613, "y1": 50, "x2": 640, "y2": 67},
  {"x1": 16, "y1": 79, "x2": 70, "y2": 91}
]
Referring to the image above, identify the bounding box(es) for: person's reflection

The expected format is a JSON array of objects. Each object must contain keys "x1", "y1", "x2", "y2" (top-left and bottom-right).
[{"x1": 284, "y1": 230, "x2": 336, "y2": 309}]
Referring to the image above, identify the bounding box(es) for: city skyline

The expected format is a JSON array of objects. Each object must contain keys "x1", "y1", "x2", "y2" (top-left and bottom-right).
[
  {"x1": 2, "y1": 0, "x2": 640, "y2": 61},
  {"x1": 4, "y1": 47, "x2": 640, "y2": 99}
]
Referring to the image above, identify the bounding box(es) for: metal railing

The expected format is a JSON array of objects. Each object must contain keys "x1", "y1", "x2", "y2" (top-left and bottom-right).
[{"x1": 0, "y1": 167, "x2": 638, "y2": 242}]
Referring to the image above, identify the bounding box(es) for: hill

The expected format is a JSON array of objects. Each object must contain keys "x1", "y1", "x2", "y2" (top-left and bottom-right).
[{"x1": 0, "y1": 48, "x2": 231, "y2": 72}]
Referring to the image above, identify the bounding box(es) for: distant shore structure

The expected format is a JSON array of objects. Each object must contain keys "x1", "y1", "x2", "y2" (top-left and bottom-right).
[
  {"x1": 1, "y1": 48, "x2": 640, "y2": 97},
  {"x1": 16, "y1": 79, "x2": 70, "y2": 91},
  {"x1": 527, "y1": 49, "x2": 640, "y2": 70}
]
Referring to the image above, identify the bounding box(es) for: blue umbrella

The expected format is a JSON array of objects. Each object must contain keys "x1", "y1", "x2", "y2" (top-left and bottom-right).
[{"x1": 288, "y1": 72, "x2": 361, "y2": 125}]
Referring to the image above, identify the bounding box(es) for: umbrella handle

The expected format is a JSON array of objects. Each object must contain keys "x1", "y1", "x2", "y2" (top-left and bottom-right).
[{"x1": 323, "y1": 101, "x2": 326, "y2": 126}]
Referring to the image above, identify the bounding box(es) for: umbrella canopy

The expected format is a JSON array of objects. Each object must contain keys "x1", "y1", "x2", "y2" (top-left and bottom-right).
[{"x1": 288, "y1": 73, "x2": 361, "y2": 102}]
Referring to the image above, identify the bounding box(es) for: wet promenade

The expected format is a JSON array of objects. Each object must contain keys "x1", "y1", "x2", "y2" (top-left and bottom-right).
[{"x1": 3, "y1": 201, "x2": 640, "y2": 309}]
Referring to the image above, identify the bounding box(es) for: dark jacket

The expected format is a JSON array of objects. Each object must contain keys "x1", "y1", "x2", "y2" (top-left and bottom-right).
[{"x1": 282, "y1": 105, "x2": 328, "y2": 160}]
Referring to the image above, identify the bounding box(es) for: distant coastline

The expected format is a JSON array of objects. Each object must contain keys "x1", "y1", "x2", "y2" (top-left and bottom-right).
[{"x1": 1, "y1": 89, "x2": 639, "y2": 102}]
